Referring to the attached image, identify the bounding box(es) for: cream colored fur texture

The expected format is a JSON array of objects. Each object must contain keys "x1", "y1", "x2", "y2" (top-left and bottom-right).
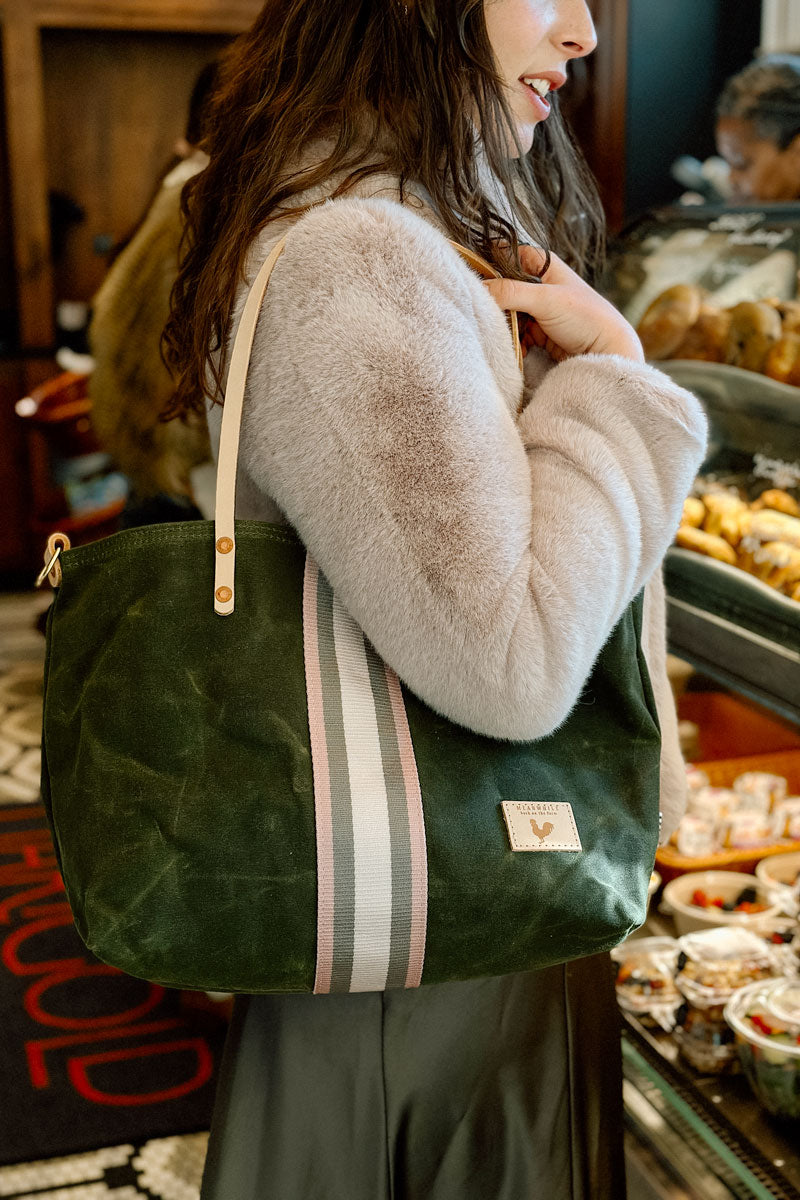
[{"x1": 208, "y1": 194, "x2": 707, "y2": 839}]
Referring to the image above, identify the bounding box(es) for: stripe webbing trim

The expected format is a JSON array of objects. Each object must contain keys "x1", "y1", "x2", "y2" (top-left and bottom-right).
[{"x1": 303, "y1": 557, "x2": 428, "y2": 993}]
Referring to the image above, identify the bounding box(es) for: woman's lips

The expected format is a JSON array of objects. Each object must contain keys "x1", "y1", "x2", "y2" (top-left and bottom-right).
[{"x1": 521, "y1": 81, "x2": 551, "y2": 120}]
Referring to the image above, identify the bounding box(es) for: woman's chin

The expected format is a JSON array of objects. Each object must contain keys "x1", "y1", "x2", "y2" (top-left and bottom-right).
[{"x1": 509, "y1": 122, "x2": 537, "y2": 158}]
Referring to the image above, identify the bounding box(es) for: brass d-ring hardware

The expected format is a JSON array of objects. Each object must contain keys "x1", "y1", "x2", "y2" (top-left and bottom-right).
[{"x1": 36, "y1": 533, "x2": 71, "y2": 589}]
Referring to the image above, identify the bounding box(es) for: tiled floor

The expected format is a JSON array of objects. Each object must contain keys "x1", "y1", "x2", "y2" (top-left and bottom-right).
[{"x1": 0, "y1": 1133, "x2": 208, "y2": 1199}]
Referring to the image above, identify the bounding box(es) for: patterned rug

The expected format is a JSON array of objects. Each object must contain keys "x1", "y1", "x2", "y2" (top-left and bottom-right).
[{"x1": 0, "y1": 592, "x2": 217, "y2": 1194}]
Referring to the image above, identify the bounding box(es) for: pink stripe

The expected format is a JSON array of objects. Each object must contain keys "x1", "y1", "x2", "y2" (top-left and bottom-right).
[
  {"x1": 303, "y1": 557, "x2": 335, "y2": 995},
  {"x1": 385, "y1": 665, "x2": 428, "y2": 988}
]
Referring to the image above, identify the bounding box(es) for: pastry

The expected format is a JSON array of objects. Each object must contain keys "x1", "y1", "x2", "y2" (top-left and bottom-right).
[
  {"x1": 676, "y1": 525, "x2": 737, "y2": 565},
  {"x1": 737, "y1": 539, "x2": 800, "y2": 590},
  {"x1": 740, "y1": 510, "x2": 800, "y2": 549},
  {"x1": 637, "y1": 284, "x2": 704, "y2": 360},
  {"x1": 701, "y1": 492, "x2": 748, "y2": 545},
  {"x1": 764, "y1": 541, "x2": 800, "y2": 590},
  {"x1": 778, "y1": 299, "x2": 800, "y2": 334},
  {"x1": 765, "y1": 333, "x2": 800, "y2": 385},
  {"x1": 682, "y1": 497, "x2": 706, "y2": 528},
  {"x1": 672, "y1": 305, "x2": 731, "y2": 362},
  {"x1": 724, "y1": 301, "x2": 782, "y2": 373},
  {"x1": 753, "y1": 488, "x2": 800, "y2": 518}
]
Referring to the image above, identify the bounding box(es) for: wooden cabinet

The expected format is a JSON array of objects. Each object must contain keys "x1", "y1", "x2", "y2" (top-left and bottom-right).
[
  {"x1": 0, "y1": 1, "x2": 261, "y2": 574},
  {"x1": 0, "y1": 0, "x2": 262, "y2": 353}
]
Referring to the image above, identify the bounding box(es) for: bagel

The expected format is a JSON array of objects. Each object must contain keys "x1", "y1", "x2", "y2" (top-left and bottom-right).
[
  {"x1": 764, "y1": 333, "x2": 800, "y2": 386},
  {"x1": 778, "y1": 299, "x2": 800, "y2": 334},
  {"x1": 672, "y1": 305, "x2": 731, "y2": 362},
  {"x1": 637, "y1": 284, "x2": 704, "y2": 360},
  {"x1": 724, "y1": 301, "x2": 782, "y2": 373}
]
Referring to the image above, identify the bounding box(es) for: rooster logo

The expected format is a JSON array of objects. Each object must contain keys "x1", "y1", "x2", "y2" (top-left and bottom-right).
[{"x1": 530, "y1": 819, "x2": 554, "y2": 843}]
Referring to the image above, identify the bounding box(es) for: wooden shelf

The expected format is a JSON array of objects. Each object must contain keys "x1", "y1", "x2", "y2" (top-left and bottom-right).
[{"x1": 0, "y1": 0, "x2": 261, "y2": 33}]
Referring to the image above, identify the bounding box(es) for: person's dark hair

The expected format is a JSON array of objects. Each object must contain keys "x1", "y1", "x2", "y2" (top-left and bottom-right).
[
  {"x1": 185, "y1": 61, "x2": 221, "y2": 149},
  {"x1": 717, "y1": 54, "x2": 800, "y2": 150},
  {"x1": 163, "y1": 0, "x2": 605, "y2": 418}
]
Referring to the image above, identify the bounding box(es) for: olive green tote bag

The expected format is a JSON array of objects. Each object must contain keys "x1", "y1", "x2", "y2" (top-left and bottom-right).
[{"x1": 39, "y1": 238, "x2": 662, "y2": 995}]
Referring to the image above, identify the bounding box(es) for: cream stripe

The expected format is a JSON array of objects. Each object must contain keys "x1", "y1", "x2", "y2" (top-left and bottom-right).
[
  {"x1": 385, "y1": 668, "x2": 428, "y2": 989},
  {"x1": 331, "y1": 599, "x2": 394, "y2": 992}
]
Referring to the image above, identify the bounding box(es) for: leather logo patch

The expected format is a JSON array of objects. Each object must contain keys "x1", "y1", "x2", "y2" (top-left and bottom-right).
[{"x1": 501, "y1": 802, "x2": 582, "y2": 852}]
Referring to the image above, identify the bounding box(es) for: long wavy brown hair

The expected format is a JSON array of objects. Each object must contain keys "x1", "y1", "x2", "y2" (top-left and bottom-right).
[{"x1": 163, "y1": 0, "x2": 605, "y2": 418}]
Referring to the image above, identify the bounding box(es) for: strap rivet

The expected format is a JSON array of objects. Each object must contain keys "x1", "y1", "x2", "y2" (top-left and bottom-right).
[
  {"x1": 216, "y1": 586, "x2": 233, "y2": 604},
  {"x1": 216, "y1": 537, "x2": 234, "y2": 554}
]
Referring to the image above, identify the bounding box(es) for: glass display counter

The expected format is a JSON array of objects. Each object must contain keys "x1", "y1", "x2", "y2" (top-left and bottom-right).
[{"x1": 622, "y1": 1005, "x2": 800, "y2": 1200}]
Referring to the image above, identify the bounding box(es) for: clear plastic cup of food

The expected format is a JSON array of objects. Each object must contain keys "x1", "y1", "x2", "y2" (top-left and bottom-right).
[
  {"x1": 724, "y1": 979, "x2": 800, "y2": 1119},
  {"x1": 733, "y1": 772, "x2": 788, "y2": 814},
  {"x1": 674, "y1": 928, "x2": 776, "y2": 1074},
  {"x1": 611, "y1": 936, "x2": 681, "y2": 1030}
]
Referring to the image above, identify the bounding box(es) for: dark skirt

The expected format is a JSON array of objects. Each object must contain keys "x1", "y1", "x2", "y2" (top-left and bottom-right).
[{"x1": 200, "y1": 954, "x2": 625, "y2": 1200}]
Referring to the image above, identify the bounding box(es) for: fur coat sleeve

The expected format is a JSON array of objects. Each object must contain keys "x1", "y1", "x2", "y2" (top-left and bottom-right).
[{"x1": 222, "y1": 195, "x2": 707, "y2": 838}]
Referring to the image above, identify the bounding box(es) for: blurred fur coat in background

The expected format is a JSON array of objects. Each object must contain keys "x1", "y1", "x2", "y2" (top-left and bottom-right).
[{"x1": 88, "y1": 152, "x2": 210, "y2": 499}]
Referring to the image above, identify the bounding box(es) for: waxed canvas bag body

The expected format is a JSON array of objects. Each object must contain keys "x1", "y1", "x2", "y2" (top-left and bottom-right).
[{"x1": 39, "y1": 238, "x2": 663, "y2": 995}]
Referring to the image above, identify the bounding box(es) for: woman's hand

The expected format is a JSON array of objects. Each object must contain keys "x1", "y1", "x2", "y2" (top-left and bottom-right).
[{"x1": 485, "y1": 245, "x2": 645, "y2": 364}]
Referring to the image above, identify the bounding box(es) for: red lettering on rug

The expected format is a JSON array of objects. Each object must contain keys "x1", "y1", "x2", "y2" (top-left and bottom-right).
[{"x1": 1, "y1": 819, "x2": 223, "y2": 1112}]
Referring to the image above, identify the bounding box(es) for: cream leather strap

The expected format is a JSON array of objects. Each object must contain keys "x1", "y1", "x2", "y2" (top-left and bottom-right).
[{"x1": 214, "y1": 236, "x2": 523, "y2": 615}]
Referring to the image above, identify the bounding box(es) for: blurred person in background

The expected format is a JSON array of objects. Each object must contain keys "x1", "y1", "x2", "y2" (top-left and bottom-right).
[
  {"x1": 88, "y1": 62, "x2": 219, "y2": 525},
  {"x1": 716, "y1": 54, "x2": 800, "y2": 203}
]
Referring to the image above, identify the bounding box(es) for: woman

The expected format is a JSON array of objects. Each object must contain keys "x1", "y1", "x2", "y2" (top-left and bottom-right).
[
  {"x1": 716, "y1": 54, "x2": 800, "y2": 203},
  {"x1": 164, "y1": 2, "x2": 707, "y2": 1196}
]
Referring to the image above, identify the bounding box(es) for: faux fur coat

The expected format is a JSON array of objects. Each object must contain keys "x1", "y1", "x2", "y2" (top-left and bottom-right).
[{"x1": 208, "y1": 177, "x2": 707, "y2": 840}]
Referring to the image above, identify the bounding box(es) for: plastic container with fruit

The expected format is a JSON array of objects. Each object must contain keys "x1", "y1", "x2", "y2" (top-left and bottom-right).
[
  {"x1": 724, "y1": 978, "x2": 800, "y2": 1119},
  {"x1": 611, "y1": 936, "x2": 681, "y2": 1030},
  {"x1": 674, "y1": 927, "x2": 776, "y2": 1073},
  {"x1": 663, "y1": 870, "x2": 782, "y2": 936},
  {"x1": 756, "y1": 850, "x2": 800, "y2": 917}
]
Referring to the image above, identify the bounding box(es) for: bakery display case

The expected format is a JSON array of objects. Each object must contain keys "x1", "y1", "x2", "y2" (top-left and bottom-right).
[
  {"x1": 663, "y1": 359, "x2": 800, "y2": 722},
  {"x1": 607, "y1": 206, "x2": 800, "y2": 1198},
  {"x1": 605, "y1": 205, "x2": 800, "y2": 722}
]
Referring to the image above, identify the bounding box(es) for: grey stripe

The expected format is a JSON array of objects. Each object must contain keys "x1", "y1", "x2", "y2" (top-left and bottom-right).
[
  {"x1": 364, "y1": 646, "x2": 414, "y2": 990},
  {"x1": 316, "y1": 571, "x2": 356, "y2": 993}
]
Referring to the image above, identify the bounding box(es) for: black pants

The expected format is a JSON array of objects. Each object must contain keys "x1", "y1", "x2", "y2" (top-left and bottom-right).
[{"x1": 200, "y1": 955, "x2": 625, "y2": 1200}]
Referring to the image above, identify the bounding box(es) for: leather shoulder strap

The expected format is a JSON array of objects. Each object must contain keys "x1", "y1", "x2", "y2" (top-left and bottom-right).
[{"x1": 214, "y1": 237, "x2": 523, "y2": 614}]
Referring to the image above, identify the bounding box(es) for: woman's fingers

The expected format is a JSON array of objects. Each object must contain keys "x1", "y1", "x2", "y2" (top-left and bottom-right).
[
  {"x1": 483, "y1": 277, "x2": 543, "y2": 316},
  {"x1": 518, "y1": 243, "x2": 549, "y2": 278},
  {"x1": 484, "y1": 267, "x2": 644, "y2": 364}
]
